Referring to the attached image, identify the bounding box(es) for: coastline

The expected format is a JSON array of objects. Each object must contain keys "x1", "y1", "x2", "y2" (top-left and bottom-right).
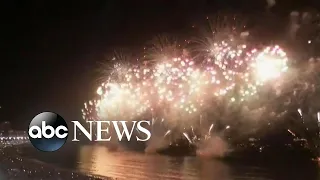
[
  {"x1": 2, "y1": 142, "x2": 317, "y2": 180},
  {"x1": 0, "y1": 144, "x2": 116, "y2": 180}
]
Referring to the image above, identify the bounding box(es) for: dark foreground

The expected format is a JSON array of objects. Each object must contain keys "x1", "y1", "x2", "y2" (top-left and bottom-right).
[
  {"x1": 19, "y1": 143, "x2": 320, "y2": 180},
  {"x1": 0, "y1": 145, "x2": 113, "y2": 180}
]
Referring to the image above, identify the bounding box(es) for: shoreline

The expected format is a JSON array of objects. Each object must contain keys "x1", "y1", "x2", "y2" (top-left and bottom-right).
[
  {"x1": 0, "y1": 145, "x2": 116, "y2": 180},
  {"x1": 2, "y1": 142, "x2": 318, "y2": 179}
]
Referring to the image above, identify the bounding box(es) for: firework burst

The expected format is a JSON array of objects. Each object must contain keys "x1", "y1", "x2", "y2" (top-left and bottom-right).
[
  {"x1": 81, "y1": 35, "x2": 290, "y2": 156},
  {"x1": 81, "y1": 14, "x2": 290, "y2": 153}
]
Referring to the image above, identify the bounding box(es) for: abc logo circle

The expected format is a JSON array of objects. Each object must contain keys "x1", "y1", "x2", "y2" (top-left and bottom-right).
[{"x1": 28, "y1": 112, "x2": 68, "y2": 152}]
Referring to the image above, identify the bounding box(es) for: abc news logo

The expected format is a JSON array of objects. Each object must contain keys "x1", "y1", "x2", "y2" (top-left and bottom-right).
[{"x1": 28, "y1": 112, "x2": 151, "y2": 152}]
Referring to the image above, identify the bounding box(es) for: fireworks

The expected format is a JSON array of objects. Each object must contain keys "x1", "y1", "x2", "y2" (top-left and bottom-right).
[
  {"x1": 84, "y1": 44, "x2": 288, "y2": 119},
  {"x1": 252, "y1": 45, "x2": 288, "y2": 83},
  {"x1": 73, "y1": 10, "x2": 320, "y2": 159},
  {"x1": 79, "y1": 10, "x2": 310, "y2": 155},
  {"x1": 287, "y1": 109, "x2": 320, "y2": 156},
  {"x1": 82, "y1": 100, "x2": 99, "y2": 121},
  {"x1": 81, "y1": 37, "x2": 290, "y2": 152}
]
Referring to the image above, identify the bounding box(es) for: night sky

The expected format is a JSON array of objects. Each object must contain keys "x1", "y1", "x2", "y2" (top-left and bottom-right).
[{"x1": 1, "y1": 0, "x2": 319, "y2": 129}]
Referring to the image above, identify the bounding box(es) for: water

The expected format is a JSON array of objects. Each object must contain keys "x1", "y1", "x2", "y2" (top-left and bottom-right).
[{"x1": 21, "y1": 144, "x2": 320, "y2": 180}]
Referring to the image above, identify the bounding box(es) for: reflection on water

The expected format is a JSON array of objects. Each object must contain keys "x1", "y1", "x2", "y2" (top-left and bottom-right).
[
  {"x1": 22, "y1": 144, "x2": 320, "y2": 180},
  {"x1": 78, "y1": 145, "x2": 232, "y2": 180},
  {"x1": 76, "y1": 145, "x2": 319, "y2": 180}
]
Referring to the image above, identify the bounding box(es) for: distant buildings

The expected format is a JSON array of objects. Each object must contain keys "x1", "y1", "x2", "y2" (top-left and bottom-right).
[
  {"x1": 0, "y1": 121, "x2": 27, "y2": 136},
  {"x1": 0, "y1": 121, "x2": 29, "y2": 145}
]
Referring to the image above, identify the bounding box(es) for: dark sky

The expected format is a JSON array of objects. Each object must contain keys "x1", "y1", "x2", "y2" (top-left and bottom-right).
[{"x1": 1, "y1": 0, "x2": 318, "y2": 129}]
